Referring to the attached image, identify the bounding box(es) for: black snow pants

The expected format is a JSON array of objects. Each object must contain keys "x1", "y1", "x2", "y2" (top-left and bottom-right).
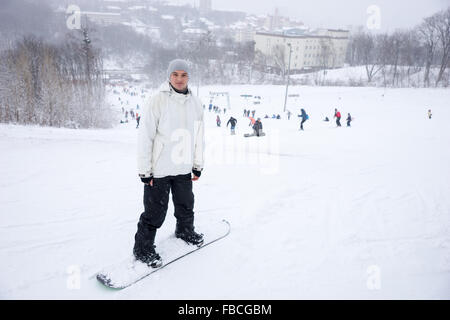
[
  {"x1": 300, "y1": 119, "x2": 307, "y2": 130},
  {"x1": 134, "y1": 173, "x2": 194, "y2": 254}
]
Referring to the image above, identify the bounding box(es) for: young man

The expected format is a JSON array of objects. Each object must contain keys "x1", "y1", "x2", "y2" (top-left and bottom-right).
[
  {"x1": 134, "y1": 59, "x2": 205, "y2": 268},
  {"x1": 227, "y1": 116, "x2": 238, "y2": 135}
]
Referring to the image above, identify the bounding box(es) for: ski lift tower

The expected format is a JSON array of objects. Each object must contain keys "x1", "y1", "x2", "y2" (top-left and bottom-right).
[{"x1": 209, "y1": 91, "x2": 231, "y2": 110}]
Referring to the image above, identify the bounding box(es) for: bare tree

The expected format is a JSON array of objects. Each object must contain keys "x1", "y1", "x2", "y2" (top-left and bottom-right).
[
  {"x1": 389, "y1": 32, "x2": 405, "y2": 86},
  {"x1": 434, "y1": 8, "x2": 450, "y2": 86},
  {"x1": 346, "y1": 26, "x2": 365, "y2": 66},
  {"x1": 185, "y1": 31, "x2": 217, "y2": 86},
  {"x1": 271, "y1": 44, "x2": 286, "y2": 78},
  {"x1": 236, "y1": 41, "x2": 255, "y2": 82},
  {"x1": 418, "y1": 15, "x2": 439, "y2": 87},
  {"x1": 143, "y1": 46, "x2": 177, "y2": 87},
  {"x1": 252, "y1": 49, "x2": 268, "y2": 82},
  {"x1": 352, "y1": 32, "x2": 384, "y2": 83},
  {"x1": 253, "y1": 49, "x2": 268, "y2": 71},
  {"x1": 399, "y1": 30, "x2": 423, "y2": 86},
  {"x1": 0, "y1": 34, "x2": 111, "y2": 128}
]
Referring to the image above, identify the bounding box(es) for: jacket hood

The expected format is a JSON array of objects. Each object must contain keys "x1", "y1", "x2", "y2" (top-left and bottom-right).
[{"x1": 157, "y1": 82, "x2": 193, "y2": 104}]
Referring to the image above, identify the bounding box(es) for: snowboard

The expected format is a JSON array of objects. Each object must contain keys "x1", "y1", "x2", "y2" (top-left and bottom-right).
[
  {"x1": 96, "y1": 219, "x2": 230, "y2": 289},
  {"x1": 244, "y1": 132, "x2": 265, "y2": 137}
]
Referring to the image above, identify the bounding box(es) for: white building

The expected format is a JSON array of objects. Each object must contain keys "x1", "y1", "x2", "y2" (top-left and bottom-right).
[
  {"x1": 235, "y1": 28, "x2": 256, "y2": 43},
  {"x1": 82, "y1": 11, "x2": 123, "y2": 26},
  {"x1": 181, "y1": 28, "x2": 208, "y2": 44},
  {"x1": 254, "y1": 28, "x2": 349, "y2": 72},
  {"x1": 231, "y1": 21, "x2": 256, "y2": 43}
]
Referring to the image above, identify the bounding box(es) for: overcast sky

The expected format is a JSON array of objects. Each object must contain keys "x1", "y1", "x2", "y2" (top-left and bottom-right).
[{"x1": 178, "y1": 0, "x2": 449, "y2": 32}]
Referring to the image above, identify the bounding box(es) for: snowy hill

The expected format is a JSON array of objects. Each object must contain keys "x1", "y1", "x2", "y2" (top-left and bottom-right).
[{"x1": 0, "y1": 84, "x2": 449, "y2": 299}]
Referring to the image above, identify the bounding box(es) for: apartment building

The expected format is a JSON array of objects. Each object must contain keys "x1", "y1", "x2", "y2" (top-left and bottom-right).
[{"x1": 254, "y1": 28, "x2": 349, "y2": 71}]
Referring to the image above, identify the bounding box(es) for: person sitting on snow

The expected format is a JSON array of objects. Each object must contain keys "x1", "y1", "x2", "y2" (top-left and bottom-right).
[{"x1": 253, "y1": 118, "x2": 263, "y2": 137}]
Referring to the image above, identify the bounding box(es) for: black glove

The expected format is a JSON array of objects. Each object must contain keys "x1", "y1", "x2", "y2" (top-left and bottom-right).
[
  {"x1": 140, "y1": 175, "x2": 153, "y2": 184},
  {"x1": 192, "y1": 169, "x2": 202, "y2": 178}
]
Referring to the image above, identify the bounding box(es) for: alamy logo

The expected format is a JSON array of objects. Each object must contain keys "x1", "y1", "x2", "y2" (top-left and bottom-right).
[
  {"x1": 366, "y1": 5, "x2": 381, "y2": 30},
  {"x1": 66, "y1": 5, "x2": 81, "y2": 30},
  {"x1": 171, "y1": 128, "x2": 192, "y2": 165},
  {"x1": 66, "y1": 265, "x2": 81, "y2": 290},
  {"x1": 366, "y1": 265, "x2": 381, "y2": 290}
]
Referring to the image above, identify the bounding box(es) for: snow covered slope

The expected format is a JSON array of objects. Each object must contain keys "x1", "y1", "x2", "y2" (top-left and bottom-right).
[{"x1": 0, "y1": 85, "x2": 449, "y2": 299}]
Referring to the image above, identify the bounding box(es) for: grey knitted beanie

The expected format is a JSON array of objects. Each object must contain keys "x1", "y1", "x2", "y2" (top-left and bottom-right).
[{"x1": 167, "y1": 59, "x2": 190, "y2": 79}]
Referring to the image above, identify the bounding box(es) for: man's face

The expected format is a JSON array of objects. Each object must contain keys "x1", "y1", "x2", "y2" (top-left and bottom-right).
[{"x1": 170, "y1": 70, "x2": 189, "y2": 91}]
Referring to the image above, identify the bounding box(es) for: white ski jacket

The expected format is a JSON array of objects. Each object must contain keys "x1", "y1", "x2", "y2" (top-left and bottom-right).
[{"x1": 137, "y1": 82, "x2": 204, "y2": 178}]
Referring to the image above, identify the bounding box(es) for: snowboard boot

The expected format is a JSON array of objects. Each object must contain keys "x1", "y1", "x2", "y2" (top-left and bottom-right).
[
  {"x1": 133, "y1": 245, "x2": 162, "y2": 268},
  {"x1": 175, "y1": 225, "x2": 204, "y2": 247}
]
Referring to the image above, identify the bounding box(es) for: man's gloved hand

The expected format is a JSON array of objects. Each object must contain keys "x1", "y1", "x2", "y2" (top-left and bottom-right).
[
  {"x1": 140, "y1": 175, "x2": 153, "y2": 186},
  {"x1": 192, "y1": 169, "x2": 202, "y2": 181}
]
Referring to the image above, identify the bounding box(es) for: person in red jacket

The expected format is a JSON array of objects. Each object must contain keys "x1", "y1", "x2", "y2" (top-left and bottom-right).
[
  {"x1": 334, "y1": 108, "x2": 342, "y2": 127},
  {"x1": 136, "y1": 112, "x2": 141, "y2": 129}
]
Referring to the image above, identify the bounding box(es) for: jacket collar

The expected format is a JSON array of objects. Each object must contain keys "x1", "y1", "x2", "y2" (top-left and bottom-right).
[{"x1": 158, "y1": 82, "x2": 192, "y2": 103}]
